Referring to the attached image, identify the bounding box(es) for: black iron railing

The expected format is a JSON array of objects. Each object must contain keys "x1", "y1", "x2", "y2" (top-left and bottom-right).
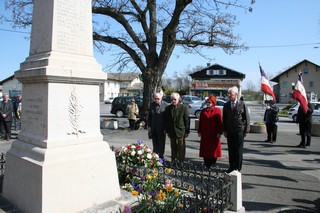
[{"x1": 117, "y1": 160, "x2": 233, "y2": 212}]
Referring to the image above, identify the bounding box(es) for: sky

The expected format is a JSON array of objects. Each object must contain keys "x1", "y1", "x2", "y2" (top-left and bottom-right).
[{"x1": 0, "y1": 0, "x2": 320, "y2": 89}]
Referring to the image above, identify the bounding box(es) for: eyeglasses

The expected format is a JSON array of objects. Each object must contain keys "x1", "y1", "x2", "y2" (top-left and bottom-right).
[
  {"x1": 154, "y1": 98, "x2": 160, "y2": 100},
  {"x1": 206, "y1": 102, "x2": 213, "y2": 104}
]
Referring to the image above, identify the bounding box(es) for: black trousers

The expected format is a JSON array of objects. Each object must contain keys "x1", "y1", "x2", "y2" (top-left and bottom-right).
[
  {"x1": 151, "y1": 131, "x2": 166, "y2": 159},
  {"x1": 266, "y1": 123, "x2": 278, "y2": 141},
  {"x1": 0, "y1": 120, "x2": 12, "y2": 139},
  {"x1": 204, "y1": 158, "x2": 217, "y2": 168},
  {"x1": 128, "y1": 119, "x2": 135, "y2": 130},
  {"x1": 227, "y1": 131, "x2": 244, "y2": 171},
  {"x1": 299, "y1": 122, "x2": 312, "y2": 146}
]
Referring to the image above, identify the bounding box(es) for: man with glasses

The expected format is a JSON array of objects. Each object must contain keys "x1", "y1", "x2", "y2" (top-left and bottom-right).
[
  {"x1": 223, "y1": 86, "x2": 250, "y2": 173},
  {"x1": 148, "y1": 92, "x2": 169, "y2": 163},
  {"x1": 165, "y1": 92, "x2": 190, "y2": 163}
]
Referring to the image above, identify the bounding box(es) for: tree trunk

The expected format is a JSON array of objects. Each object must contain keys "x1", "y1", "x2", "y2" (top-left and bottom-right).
[{"x1": 141, "y1": 68, "x2": 163, "y2": 125}]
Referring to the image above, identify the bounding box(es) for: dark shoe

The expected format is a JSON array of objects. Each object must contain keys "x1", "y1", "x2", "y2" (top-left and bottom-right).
[
  {"x1": 264, "y1": 139, "x2": 271, "y2": 142},
  {"x1": 296, "y1": 144, "x2": 303, "y2": 148}
]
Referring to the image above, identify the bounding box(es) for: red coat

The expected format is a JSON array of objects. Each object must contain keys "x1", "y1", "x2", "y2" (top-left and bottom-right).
[{"x1": 198, "y1": 107, "x2": 223, "y2": 158}]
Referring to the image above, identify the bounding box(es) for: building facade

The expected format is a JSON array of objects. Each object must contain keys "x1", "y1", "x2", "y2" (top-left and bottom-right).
[
  {"x1": 189, "y1": 64, "x2": 246, "y2": 99},
  {"x1": 271, "y1": 59, "x2": 320, "y2": 103},
  {"x1": 0, "y1": 75, "x2": 22, "y2": 98}
]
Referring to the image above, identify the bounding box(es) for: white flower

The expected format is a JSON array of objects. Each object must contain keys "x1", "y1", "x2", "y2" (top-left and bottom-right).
[
  {"x1": 131, "y1": 150, "x2": 136, "y2": 156},
  {"x1": 147, "y1": 153, "x2": 152, "y2": 159},
  {"x1": 137, "y1": 150, "x2": 143, "y2": 155},
  {"x1": 131, "y1": 145, "x2": 136, "y2": 149}
]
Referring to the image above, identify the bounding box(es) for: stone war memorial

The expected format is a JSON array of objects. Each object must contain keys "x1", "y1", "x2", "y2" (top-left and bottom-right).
[{"x1": 2, "y1": 0, "x2": 121, "y2": 212}]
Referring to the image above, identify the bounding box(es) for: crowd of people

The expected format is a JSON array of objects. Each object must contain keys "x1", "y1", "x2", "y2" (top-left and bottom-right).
[
  {"x1": 141, "y1": 86, "x2": 250, "y2": 173},
  {"x1": 130, "y1": 85, "x2": 315, "y2": 173}
]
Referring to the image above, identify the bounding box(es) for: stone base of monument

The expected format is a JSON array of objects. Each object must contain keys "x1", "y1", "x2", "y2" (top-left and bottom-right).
[{"x1": 3, "y1": 140, "x2": 121, "y2": 213}]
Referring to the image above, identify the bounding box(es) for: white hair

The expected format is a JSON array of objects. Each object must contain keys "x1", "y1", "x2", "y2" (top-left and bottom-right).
[
  {"x1": 171, "y1": 92, "x2": 180, "y2": 99},
  {"x1": 228, "y1": 86, "x2": 238, "y2": 95},
  {"x1": 154, "y1": 92, "x2": 163, "y2": 99}
]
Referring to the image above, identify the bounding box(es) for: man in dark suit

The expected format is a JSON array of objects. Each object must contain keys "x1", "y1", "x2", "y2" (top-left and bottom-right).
[
  {"x1": 296, "y1": 97, "x2": 313, "y2": 148},
  {"x1": 0, "y1": 94, "x2": 14, "y2": 141},
  {"x1": 165, "y1": 92, "x2": 190, "y2": 163},
  {"x1": 223, "y1": 86, "x2": 250, "y2": 173},
  {"x1": 148, "y1": 92, "x2": 169, "y2": 162}
]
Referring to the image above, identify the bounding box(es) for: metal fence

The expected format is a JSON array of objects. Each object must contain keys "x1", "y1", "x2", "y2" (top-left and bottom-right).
[{"x1": 117, "y1": 160, "x2": 233, "y2": 212}]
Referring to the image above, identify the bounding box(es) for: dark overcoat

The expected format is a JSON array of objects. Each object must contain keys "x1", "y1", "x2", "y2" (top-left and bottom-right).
[{"x1": 165, "y1": 104, "x2": 190, "y2": 138}]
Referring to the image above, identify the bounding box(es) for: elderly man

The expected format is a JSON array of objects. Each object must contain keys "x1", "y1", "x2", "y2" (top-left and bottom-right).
[
  {"x1": 0, "y1": 94, "x2": 14, "y2": 141},
  {"x1": 223, "y1": 86, "x2": 250, "y2": 173},
  {"x1": 165, "y1": 92, "x2": 190, "y2": 163},
  {"x1": 148, "y1": 92, "x2": 169, "y2": 162}
]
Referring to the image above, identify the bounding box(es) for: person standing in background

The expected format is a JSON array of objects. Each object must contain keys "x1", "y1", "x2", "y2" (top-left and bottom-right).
[
  {"x1": 223, "y1": 86, "x2": 250, "y2": 173},
  {"x1": 263, "y1": 100, "x2": 279, "y2": 143},
  {"x1": 0, "y1": 94, "x2": 14, "y2": 141},
  {"x1": 126, "y1": 98, "x2": 139, "y2": 131},
  {"x1": 296, "y1": 97, "x2": 313, "y2": 148},
  {"x1": 165, "y1": 92, "x2": 190, "y2": 163},
  {"x1": 148, "y1": 92, "x2": 169, "y2": 163},
  {"x1": 13, "y1": 95, "x2": 22, "y2": 130},
  {"x1": 198, "y1": 95, "x2": 223, "y2": 169}
]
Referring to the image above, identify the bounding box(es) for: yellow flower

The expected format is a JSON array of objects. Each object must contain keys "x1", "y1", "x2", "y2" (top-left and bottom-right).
[
  {"x1": 166, "y1": 185, "x2": 173, "y2": 192},
  {"x1": 175, "y1": 189, "x2": 180, "y2": 196},
  {"x1": 132, "y1": 190, "x2": 139, "y2": 196},
  {"x1": 166, "y1": 168, "x2": 172, "y2": 174},
  {"x1": 187, "y1": 186, "x2": 192, "y2": 191},
  {"x1": 157, "y1": 190, "x2": 166, "y2": 200},
  {"x1": 152, "y1": 168, "x2": 158, "y2": 177},
  {"x1": 146, "y1": 174, "x2": 153, "y2": 180},
  {"x1": 178, "y1": 203, "x2": 183, "y2": 208}
]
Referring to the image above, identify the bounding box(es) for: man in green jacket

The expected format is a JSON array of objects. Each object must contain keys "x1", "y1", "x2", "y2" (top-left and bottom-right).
[{"x1": 165, "y1": 92, "x2": 190, "y2": 163}]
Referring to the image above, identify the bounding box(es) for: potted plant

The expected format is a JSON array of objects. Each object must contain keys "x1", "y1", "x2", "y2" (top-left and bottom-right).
[{"x1": 250, "y1": 122, "x2": 266, "y2": 133}]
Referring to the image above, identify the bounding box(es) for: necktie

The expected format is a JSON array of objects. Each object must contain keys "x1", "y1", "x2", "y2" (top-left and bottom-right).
[{"x1": 232, "y1": 102, "x2": 235, "y2": 109}]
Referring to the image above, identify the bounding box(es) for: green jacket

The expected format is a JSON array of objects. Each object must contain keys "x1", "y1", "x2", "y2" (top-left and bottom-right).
[{"x1": 165, "y1": 104, "x2": 190, "y2": 138}]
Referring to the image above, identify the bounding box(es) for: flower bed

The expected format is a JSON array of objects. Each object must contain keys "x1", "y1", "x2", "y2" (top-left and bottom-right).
[{"x1": 114, "y1": 141, "x2": 232, "y2": 212}]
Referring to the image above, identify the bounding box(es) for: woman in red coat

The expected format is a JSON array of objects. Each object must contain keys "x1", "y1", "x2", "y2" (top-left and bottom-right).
[{"x1": 197, "y1": 95, "x2": 223, "y2": 168}]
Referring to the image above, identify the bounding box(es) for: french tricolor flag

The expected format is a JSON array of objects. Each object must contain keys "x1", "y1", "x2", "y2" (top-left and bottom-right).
[
  {"x1": 292, "y1": 72, "x2": 308, "y2": 113},
  {"x1": 259, "y1": 64, "x2": 276, "y2": 102}
]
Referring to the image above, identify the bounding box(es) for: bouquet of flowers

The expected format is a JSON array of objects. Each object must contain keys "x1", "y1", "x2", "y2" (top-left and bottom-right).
[{"x1": 115, "y1": 140, "x2": 162, "y2": 169}]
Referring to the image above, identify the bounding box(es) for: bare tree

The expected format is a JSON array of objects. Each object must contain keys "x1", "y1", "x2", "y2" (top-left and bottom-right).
[{"x1": 2, "y1": 0, "x2": 255, "y2": 116}]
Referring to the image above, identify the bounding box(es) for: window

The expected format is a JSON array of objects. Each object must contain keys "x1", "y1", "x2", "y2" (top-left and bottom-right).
[
  {"x1": 303, "y1": 67, "x2": 309, "y2": 74},
  {"x1": 309, "y1": 81, "x2": 314, "y2": 88},
  {"x1": 282, "y1": 81, "x2": 288, "y2": 88},
  {"x1": 206, "y1": 69, "x2": 226, "y2": 76}
]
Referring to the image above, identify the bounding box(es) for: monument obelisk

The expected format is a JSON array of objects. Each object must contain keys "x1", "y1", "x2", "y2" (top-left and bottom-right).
[{"x1": 3, "y1": 0, "x2": 121, "y2": 212}]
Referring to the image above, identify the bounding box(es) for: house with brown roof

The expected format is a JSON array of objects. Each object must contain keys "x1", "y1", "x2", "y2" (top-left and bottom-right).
[
  {"x1": 188, "y1": 63, "x2": 246, "y2": 98},
  {"x1": 270, "y1": 59, "x2": 320, "y2": 103}
]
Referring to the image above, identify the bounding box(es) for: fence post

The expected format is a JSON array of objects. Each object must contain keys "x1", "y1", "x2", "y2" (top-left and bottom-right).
[{"x1": 228, "y1": 171, "x2": 245, "y2": 212}]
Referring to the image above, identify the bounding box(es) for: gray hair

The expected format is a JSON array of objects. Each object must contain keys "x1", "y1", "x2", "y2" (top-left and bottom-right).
[
  {"x1": 171, "y1": 92, "x2": 180, "y2": 99},
  {"x1": 154, "y1": 92, "x2": 163, "y2": 99},
  {"x1": 228, "y1": 86, "x2": 238, "y2": 95}
]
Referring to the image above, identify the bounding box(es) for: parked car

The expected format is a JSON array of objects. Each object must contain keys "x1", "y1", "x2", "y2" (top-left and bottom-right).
[
  {"x1": 111, "y1": 96, "x2": 143, "y2": 117},
  {"x1": 187, "y1": 99, "x2": 227, "y2": 118},
  {"x1": 104, "y1": 97, "x2": 115, "y2": 104},
  {"x1": 288, "y1": 101, "x2": 320, "y2": 122},
  {"x1": 162, "y1": 95, "x2": 182, "y2": 103},
  {"x1": 182, "y1": 95, "x2": 202, "y2": 105}
]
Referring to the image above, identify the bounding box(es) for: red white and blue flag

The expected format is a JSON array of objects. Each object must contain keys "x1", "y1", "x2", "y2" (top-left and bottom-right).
[
  {"x1": 292, "y1": 72, "x2": 308, "y2": 113},
  {"x1": 259, "y1": 64, "x2": 276, "y2": 102}
]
